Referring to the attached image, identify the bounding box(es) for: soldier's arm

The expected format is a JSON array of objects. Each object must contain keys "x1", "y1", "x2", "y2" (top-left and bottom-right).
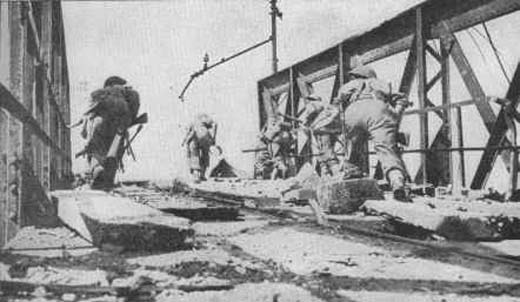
[
  {"x1": 335, "y1": 81, "x2": 358, "y2": 104},
  {"x1": 212, "y1": 122, "x2": 218, "y2": 143}
]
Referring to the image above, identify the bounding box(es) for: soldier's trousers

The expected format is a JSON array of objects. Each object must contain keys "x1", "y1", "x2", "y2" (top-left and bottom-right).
[
  {"x1": 343, "y1": 98, "x2": 407, "y2": 181},
  {"x1": 86, "y1": 116, "x2": 125, "y2": 189},
  {"x1": 187, "y1": 140, "x2": 210, "y2": 175}
]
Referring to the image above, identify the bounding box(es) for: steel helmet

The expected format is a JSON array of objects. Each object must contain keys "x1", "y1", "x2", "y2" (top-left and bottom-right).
[
  {"x1": 348, "y1": 65, "x2": 377, "y2": 79},
  {"x1": 104, "y1": 76, "x2": 127, "y2": 88}
]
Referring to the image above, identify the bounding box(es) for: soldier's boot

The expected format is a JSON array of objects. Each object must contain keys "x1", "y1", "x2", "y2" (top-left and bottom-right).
[
  {"x1": 191, "y1": 169, "x2": 202, "y2": 183},
  {"x1": 91, "y1": 165, "x2": 107, "y2": 190},
  {"x1": 342, "y1": 161, "x2": 364, "y2": 180},
  {"x1": 388, "y1": 169, "x2": 412, "y2": 202}
]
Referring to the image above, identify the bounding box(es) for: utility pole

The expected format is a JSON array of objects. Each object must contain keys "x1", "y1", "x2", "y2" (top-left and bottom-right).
[
  {"x1": 270, "y1": 0, "x2": 282, "y2": 73},
  {"x1": 178, "y1": 0, "x2": 282, "y2": 100}
]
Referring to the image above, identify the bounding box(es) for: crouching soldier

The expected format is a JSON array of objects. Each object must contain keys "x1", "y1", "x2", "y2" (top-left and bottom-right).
[
  {"x1": 256, "y1": 119, "x2": 293, "y2": 180},
  {"x1": 76, "y1": 76, "x2": 143, "y2": 189},
  {"x1": 182, "y1": 113, "x2": 217, "y2": 182},
  {"x1": 335, "y1": 65, "x2": 412, "y2": 201}
]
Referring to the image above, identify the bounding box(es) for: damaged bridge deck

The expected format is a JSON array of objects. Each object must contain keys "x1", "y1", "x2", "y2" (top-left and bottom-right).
[{"x1": 2, "y1": 179, "x2": 520, "y2": 302}]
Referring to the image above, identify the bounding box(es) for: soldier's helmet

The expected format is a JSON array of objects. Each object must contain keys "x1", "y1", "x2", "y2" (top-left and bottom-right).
[
  {"x1": 348, "y1": 65, "x2": 377, "y2": 79},
  {"x1": 197, "y1": 113, "x2": 213, "y2": 125},
  {"x1": 104, "y1": 76, "x2": 127, "y2": 88}
]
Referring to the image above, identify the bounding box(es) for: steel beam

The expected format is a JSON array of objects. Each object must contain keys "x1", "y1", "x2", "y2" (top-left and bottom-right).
[
  {"x1": 471, "y1": 63, "x2": 520, "y2": 189},
  {"x1": 416, "y1": 8, "x2": 429, "y2": 185},
  {"x1": 260, "y1": 0, "x2": 519, "y2": 94}
]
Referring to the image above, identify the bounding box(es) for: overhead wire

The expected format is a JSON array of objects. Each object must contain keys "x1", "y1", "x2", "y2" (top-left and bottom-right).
[
  {"x1": 482, "y1": 22, "x2": 511, "y2": 84},
  {"x1": 466, "y1": 29, "x2": 488, "y2": 65}
]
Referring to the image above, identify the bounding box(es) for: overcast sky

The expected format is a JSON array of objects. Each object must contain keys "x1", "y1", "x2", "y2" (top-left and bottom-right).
[{"x1": 62, "y1": 1, "x2": 519, "y2": 190}]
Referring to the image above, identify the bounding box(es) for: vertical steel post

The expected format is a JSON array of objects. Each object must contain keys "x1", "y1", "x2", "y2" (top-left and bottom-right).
[
  {"x1": 270, "y1": 0, "x2": 278, "y2": 73},
  {"x1": 416, "y1": 8, "x2": 428, "y2": 185}
]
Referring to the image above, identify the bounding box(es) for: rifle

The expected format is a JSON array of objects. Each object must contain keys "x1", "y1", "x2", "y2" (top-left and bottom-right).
[{"x1": 121, "y1": 113, "x2": 148, "y2": 160}]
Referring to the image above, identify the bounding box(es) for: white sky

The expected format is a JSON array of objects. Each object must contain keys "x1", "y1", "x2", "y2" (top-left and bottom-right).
[{"x1": 63, "y1": 1, "x2": 520, "y2": 190}]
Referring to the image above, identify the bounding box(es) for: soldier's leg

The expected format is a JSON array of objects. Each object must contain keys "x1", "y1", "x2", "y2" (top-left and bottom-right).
[
  {"x1": 86, "y1": 116, "x2": 111, "y2": 189},
  {"x1": 200, "y1": 146, "x2": 210, "y2": 181},
  {"x1": 187, "y1": 140, "x2": 202, "y2": 181},
  {"x1": 370, "y1": 120, "x2": 410, "y2": 201},
  {"x1": 317, "y1": 134, "x2": 339, "y2": 177}
]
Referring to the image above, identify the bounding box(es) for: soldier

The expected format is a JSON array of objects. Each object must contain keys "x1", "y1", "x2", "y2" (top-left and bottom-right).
[
  {"x1": 335, "y1": 65, "x2": 412, "y2": 201},
  {"x1": 304, "y1": 94, "x2": 343, "y2": 177},
  {"x1": 182, "y1": 113, "x2": 217, "y2": 181},
  {"x1": 79, "y1": 76, "x2": 141, "y2": 189},
  {"x1": 254, "y1": 118, "x2": 293, "y2": 180}
]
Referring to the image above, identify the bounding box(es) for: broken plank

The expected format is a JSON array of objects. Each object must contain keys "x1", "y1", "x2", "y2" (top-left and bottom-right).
[
  {"x1": 52, "y1": 190, "x2": 194, "y2": 252},
  {"x1": 363, "y1": 197, "x2": 520, "y2": 241}
]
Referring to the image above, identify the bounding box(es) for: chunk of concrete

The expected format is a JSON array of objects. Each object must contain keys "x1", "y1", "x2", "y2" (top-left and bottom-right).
[
  {"x1": 363, "y1": 197, "x2": 520, "y2": 240},
  {"x1": 317, "y1": 178, "x2": 384, "y2": 214},
  {"x1": 52, "y1": 190, "x2": 194, "y2": 252}
]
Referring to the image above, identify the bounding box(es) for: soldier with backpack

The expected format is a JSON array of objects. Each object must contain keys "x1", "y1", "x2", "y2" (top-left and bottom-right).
[
  {"x1": 76, "y1": 76, "x2": 145, "y2": 189},
  {"x1": 182, "y1": 113, "x2": 218, "y2": 182}
]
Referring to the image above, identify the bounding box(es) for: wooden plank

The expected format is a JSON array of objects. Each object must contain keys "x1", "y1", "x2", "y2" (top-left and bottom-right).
[
  {"x1": 472, "y1": 63, "x2": 520, "y2": 189},
  {"x1": 363, "y1": 197, "x2": 520, "y2": 240},
  {"x1": 52, "y1": 190, "x2": 194, "y2": 252}
]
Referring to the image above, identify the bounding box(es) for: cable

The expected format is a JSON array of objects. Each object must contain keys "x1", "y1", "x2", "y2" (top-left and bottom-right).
[
  {"x1": 482, "y1": 22, "x2": 511, "y2": 84},
  {"x1": 466, "y1": 29, "x2": 488, "y2": 65}
]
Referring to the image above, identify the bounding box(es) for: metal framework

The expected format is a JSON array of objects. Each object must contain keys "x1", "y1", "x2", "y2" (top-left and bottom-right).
[
  {"x1": 0, "y1": 1, "x2": 71, "y2": 246},
  {"x1": 257, "y1": 0, "x2": 520, "y2": 189}
]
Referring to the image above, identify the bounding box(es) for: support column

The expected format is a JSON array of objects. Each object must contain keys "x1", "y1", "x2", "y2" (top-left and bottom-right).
[
  {"x1": 41, "y1": 0, "x2": 52, "y2": 191},
  {"x1": 7, "y1": 1, "x2": 25, "y2": 238},
  {"x1": 416, "y1": 8, "x2": 428, "y2": 185},
  {"x1": 0, "y1": 0, "x2": 11, "y2": 247}
]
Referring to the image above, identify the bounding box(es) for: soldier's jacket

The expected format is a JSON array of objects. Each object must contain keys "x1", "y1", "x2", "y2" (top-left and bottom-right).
[
  {"x1": 337, "y1": 78, "x2": 392, "y2": 104},
  {"x1": 186, "y1": 114, "x2": 216, "y2": 148}
]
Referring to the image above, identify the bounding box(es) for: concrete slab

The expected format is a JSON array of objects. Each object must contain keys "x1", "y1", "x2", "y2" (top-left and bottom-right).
[
  {"x1": 52, "y1": 190, "x2": 194, "y2": 252},
  {"x1": 229, "y1": 228, "x2": 518, "y2": 283},
  {"x1": 363, "y1": 197, "x2": 520, "y2": 240},
  {"x1": 155, "y1": 282, "x2": 324, "y2": 302},
  {"x1": 3, "y1": 226, "x2": 96, "y2": 257},
  {"x1": 338, "y1": 290, "x2": 520, "y2": 302}
]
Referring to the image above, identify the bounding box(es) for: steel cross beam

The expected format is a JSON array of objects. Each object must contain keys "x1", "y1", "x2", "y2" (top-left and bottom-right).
[{"x1": 471, "y1": 63, "x2": 520, "y2": 189}]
